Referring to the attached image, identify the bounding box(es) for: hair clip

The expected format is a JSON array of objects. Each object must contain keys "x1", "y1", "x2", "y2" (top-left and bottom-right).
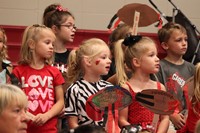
[
  {"x1": 123, "y1": 34, "x2": 142, "y2": 47},
  {"x1": 56, "y1": 5, "x2": 68, "y2": 12}
]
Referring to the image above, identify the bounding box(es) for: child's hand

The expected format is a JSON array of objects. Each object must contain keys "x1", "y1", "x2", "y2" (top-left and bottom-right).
[
  {"x1": 33, "y1": 113, "x2": 50, "y2": 126},
  {"x1": 27, "y1": 112, "x2": 35, "y2": 121},
  {"x1": 58, "y1": 107, "x2": 65, "y2": 118},
  {"x1": 170, "y1": 113, "x2": 185, "y2": 130}
]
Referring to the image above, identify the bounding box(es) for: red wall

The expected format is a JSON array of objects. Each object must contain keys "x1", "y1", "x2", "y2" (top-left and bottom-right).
[{"x1": 2, "y1": 25, "x2": 166, "y2": 65}]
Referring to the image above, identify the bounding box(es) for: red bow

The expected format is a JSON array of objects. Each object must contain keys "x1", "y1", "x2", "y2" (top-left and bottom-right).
[{"x1": 56, "y1": 5, "x2": 67, "y2": 12}]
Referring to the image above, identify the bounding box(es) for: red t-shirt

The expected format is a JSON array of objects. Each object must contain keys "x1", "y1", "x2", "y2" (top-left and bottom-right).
[{"x1": 13, "y1": 64, "x2": 64, "y2": 133}]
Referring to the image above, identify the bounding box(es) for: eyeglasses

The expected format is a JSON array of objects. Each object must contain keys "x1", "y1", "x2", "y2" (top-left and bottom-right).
[{"x1": 58, "y1": 24, "x2": 77, "y2": 30}]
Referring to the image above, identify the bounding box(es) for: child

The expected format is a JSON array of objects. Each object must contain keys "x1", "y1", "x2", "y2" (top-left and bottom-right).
[
  {"x1": 43, "y1": 4, "x2": 76, "y2": 131},
  {"x1": 102, "y1": 23, "x2": 133, "y2": 80},
  {"x1": 65, "y1": 38, "x2": 112, "y2": 130},
  {"x1": 12, "y1": 24, "x2": 65, "y2": 133},
  {"x1": 0, "y1": 27, "x2": 12, "y2": 83},
  {"x1": 118, "y1": 35, "x2": 169, "y2": 133},
  {"x1": 43, "y1": 3, "x2": 76, "y2": 79},
  {"x1": 156, "y1": 22, "x2": 195, "y2": 133},
  {"x1": 183, "y1": 63, "x2": 200, "y2": 132},
  {"x1": 0, "y1": 84, "x2": 29, "y2": 133}
]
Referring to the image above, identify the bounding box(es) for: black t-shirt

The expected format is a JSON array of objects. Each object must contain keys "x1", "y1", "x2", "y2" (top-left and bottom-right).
[{"x1": 53, "y1": 50, "x2": 71, "y2": 73}]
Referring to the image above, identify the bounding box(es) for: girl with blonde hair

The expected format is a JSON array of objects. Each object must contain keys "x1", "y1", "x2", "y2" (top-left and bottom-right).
[
  {"x1": 65, "y1": 38, "x2": 112, "y2": 130},
  {"x1": 12, "y1": 24, "x2": 65, "y2": 133},
  {"x1": 118, "y1": 35, "x2": 169, "y2": 133}
]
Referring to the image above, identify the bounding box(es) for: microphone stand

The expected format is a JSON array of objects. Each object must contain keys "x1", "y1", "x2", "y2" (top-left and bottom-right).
[{"x1": 168, "y1": 0, "x2": 200, "y2": 34}]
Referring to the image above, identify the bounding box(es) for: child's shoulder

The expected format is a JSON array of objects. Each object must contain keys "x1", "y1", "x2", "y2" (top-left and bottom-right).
[
  {"x1": 149, "y1": 80, "x2": 166, "y2": 91},
  {"x1": 45, "y1": 65, "x2": 63, "y2": 73},
  {"x1": 69, "y1": 79, "x2": 113, "y2": 89},
  {"x1": 100, "y1": 79, "x2": 113, "y2": 86},
  {"x1": 184, "y1": 60, "x2": 195, "y2": 67},
  {"x1": 160, "y1": 59, "x2": 194, "y2": 68},
  {"x1": 159, "y1": 59, "x2": 171, "y2": 66},
  {"x1": 14, "y1": 64, "x2": 28, "y2": 69},
  {"x1": 2, "y1": 59, "x2": 12, "y2": 67},
  {"x1": 156, "y1": 81, "x2": 166, "y2": 91}
]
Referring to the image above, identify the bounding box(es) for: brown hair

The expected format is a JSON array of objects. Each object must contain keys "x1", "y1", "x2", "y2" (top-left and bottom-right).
[
  {"x1": 0, "y1": 27, "x2": 8, "y2": 60},
  {"x1": 158, "y1": 22, "x2": 187, "y2": 43},
  {"x1": 109, "y1": 23, "x2": 132, "y2": 57},
  {"x1": 43, "y1": 3, "x2": 75, "y2": 29}
]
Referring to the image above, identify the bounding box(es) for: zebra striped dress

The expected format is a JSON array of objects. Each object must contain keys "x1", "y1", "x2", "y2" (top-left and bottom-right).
[{"x1": 65, "y1": 78, "x2": 113, "y2": 126}]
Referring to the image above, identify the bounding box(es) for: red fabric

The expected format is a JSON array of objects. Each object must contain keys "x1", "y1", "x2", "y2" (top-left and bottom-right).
[
  {"x1": 12, "y1": 65, "x2": 65, "y2": 133},
  {"x1": 177, "y1": 83, "x2": 193, "y2": 133},
  {"x1": 184, "y1": 103, "x2": 200, "y2": 133},
  {"x1": 183, "y1": 83, "x2": 190, "y2": 111},
  {"x1": 126, "y1": 82, "x2": 161, "y2": 129},
  {"x1": 113, "y1": 103, "x2": 120, "y2": 133},
  {"x1": 108, "y1": 18, "x2": 121, "y2": 33},
  {"x1": 106, "y1": 103, "x2": 120, "y2": 133},
  {"x1": 107, "y1": 105, "x2": 113, "y2": 133},
  {"x1": 85, "y1": 95, "x2": 103, "y2": 121},
  {"x1": 157, "y1": 14, "x2": 163, "y2": 29}
]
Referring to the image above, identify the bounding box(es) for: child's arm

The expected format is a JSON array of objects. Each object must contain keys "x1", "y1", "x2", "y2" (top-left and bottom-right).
[
  {"x1": 66, "y1": 116, "x2": 79, "y2": 129},
  {"x1": 118, "y1": 107, "x2": 130, "y2": 128},
  {"x1": 47, "y1": 84, "x2": 64, "y2": 118},
  {"x1": 156, "y1": 83, "x2": 170, "y2": 132},
  {"x1": 106, "y1": 74, "x2": 117, "y2": 85},
  {"x1": 33, "y1": 85, "x2": 64, "y2": 125},
  {"x1": 157, "y1": 115, "x2": 169, "y2": 133},
  {"x1": 169, "y1": 113, "x2": 185, "y2": 129}
]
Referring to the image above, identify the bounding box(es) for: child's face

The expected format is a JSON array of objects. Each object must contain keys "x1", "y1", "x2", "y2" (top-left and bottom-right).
[
  {"x1": 139, "y1": 43, "x2": 160, "y2": 74},
  {"x1": 164, "y1": 29, "x2": 188, "y2": 56},
  {"x1": 57, "y1": 16, "x2": 76, "y2": 44},
  {"x1": 90, "y1": 46, "x2": 111, "y2": 76},
  {"x1": 0, "y1": 31, "x2": 4, "y2": 51},
  {"x1": 33, "y1": 30, "x2": 55, "y2": 60}
]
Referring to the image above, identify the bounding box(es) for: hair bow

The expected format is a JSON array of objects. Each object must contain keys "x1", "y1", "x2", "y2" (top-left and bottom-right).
[
  {"x1": 56, "y1": 5, "x2": 68, "y2": 12},
  {"x1": 123, "y1": 34, "x2": 142, "y2": 47}
]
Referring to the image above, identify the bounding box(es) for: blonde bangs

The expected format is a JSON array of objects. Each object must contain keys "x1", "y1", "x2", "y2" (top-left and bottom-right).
[
  {"x1": 81, "y1": 38, "x2": 108, "y2": 58},
  {"x1": 19, "y1": 25, "x2": 55, "y2": 65},
  {"x1": 0, "y1": 84, "x2": 28, "y2": 113}
]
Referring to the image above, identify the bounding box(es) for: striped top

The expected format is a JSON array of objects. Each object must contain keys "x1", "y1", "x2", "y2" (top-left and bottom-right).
[{"x1": 65, "y1": 78, "x2": 112, "y2": 126}]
